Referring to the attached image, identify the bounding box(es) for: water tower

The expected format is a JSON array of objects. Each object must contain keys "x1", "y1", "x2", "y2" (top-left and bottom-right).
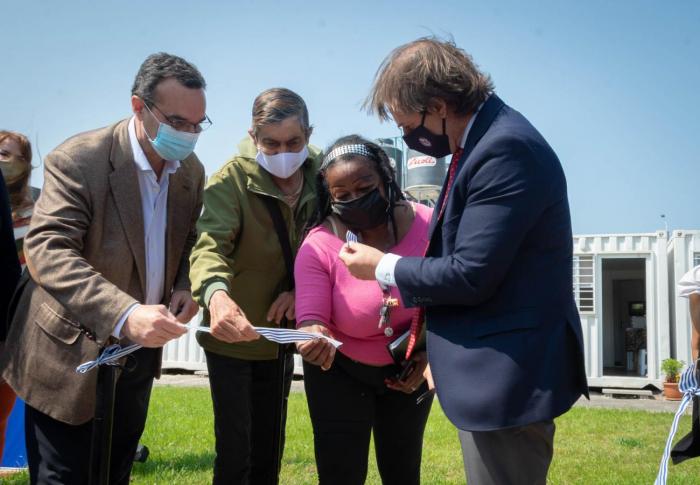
[{"x1": 403, "y1": 149, "x2": 449, "y2": 207}]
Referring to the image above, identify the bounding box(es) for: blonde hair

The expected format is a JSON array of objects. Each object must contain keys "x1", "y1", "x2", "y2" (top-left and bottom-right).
[{"x1": 364, "y1": 37, "x2": 493, "y2": 120}]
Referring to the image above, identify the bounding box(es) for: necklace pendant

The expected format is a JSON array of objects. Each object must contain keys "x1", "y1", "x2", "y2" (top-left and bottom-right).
[{"x1": 384, "y1": 327, "x2": 394, "y2": 337}]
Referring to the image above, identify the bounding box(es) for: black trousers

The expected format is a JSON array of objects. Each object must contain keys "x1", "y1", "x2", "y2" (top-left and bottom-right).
[
  {"x1": 303, "y1": 352, "x2": 434, "y2": 485},
  {"x1": 25, "y1": 347, "x2": 158, "y2": 485},
  {"x1": 205, "y1": 350, "x2": 293, "y2": 485}
]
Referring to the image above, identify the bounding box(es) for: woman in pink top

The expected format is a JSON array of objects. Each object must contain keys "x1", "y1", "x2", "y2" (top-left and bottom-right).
[{"x1": 295, "y1": 135, "x2": 434, "y2": 484}]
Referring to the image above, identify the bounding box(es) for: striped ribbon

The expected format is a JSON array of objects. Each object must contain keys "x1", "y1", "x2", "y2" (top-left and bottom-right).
[
  {"x1": 194, "y1": 324, "x2": 342, "y2": 347},
  {"x1": 76, "y1": 343, "x2": 142, "y2": 374},
  {"x1": 76, "y1": 325, "x2": 342, "y2": 373},
  {"x1": 655, "y1": 361, "x2": 700, "y2": 485},
  {"x1": 253, "y1": 327, "x2": 342, "y2": 348},
  {"x1": 345, "y1": 230, "x2": 358, "y2": 245}
]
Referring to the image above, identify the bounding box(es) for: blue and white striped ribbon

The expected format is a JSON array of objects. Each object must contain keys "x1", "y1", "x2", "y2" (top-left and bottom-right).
[
  {"x1": 254, "y1": 327, "x2": 342, "y2": 347},
  {"x1": 346, "y1": 230, "x2": 358, "y2": 245},
  {"x1": 655, "y1": 361, "x2": 700, "y2": 484},
  {"x1": 194, "y1": 325, "x2": 342, "y2": 348},
  {"x1": 76, "y1": 343, "x2": 142, "y2": 374},
  {"x1": 76, "y1": 325, "x2": 342, "y2": 373}
]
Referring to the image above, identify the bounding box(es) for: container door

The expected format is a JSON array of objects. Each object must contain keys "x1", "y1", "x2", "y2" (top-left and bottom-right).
[{"x1": 600, "y1": 257, "x2": 648, "y2": 377}]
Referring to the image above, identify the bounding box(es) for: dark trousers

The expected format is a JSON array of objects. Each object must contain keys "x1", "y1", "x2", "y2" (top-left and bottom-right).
[
  {"x1": 459, "y1": 420, "x2": 556, "y2": 485},
  {"x1": 205, "y1": 350, "x2": 293, "y2": 485},
  {"x1": 25, "y1": 347, "x2": 158, "y2": 485},
  {"x1": 303, "y1": 352, "x2": 434, "y2": 485}
]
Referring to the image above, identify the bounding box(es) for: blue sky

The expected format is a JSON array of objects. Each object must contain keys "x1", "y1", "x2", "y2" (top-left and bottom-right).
[{"x1": 2, "y1": 0, "x2": 697, "y2": 234}]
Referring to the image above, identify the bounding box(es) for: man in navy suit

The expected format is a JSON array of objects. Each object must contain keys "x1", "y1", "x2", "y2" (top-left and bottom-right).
[{"x1": 340, "y1": 37, "x2": 588, "y2": 484}]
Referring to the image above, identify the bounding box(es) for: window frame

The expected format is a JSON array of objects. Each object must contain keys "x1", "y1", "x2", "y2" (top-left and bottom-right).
[{"x1": 573, "y1": 254, "x2": 595, "y2": 314}]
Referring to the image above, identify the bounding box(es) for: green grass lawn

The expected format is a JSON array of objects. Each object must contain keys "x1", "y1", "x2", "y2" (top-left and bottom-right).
[{"x1": 5, "y1": 386, "x2": 700, "y2": 484}]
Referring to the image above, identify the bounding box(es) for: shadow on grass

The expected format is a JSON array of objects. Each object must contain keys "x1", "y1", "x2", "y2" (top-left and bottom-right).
[
  {"x1": 0, "y1": 454, "x2": 218, "y2": 485},
  {"x1": 133, "y1": 451, "x2": 216, "y2": 474}
]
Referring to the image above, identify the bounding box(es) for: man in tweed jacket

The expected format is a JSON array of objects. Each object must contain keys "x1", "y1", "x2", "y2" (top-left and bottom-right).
[{"x1": 0, "y1": 53, "x2": 206, "y2": 484}]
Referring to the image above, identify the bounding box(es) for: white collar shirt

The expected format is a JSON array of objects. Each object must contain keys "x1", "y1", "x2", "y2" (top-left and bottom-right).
[
  {"x1": 127, "y1": 116, "x2": 180, "y2": 305},
  {"x1": 679, "y1": 265, "x2": 700, "y2": 298},
  {"x1": 458, "y1": 96, "x2": 487, "y2": 150}
]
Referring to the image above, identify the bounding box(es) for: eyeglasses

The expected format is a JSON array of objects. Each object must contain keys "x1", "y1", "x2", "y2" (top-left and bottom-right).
[{"x1": 145, "y1": 102, "x2": 213, "y2": 133}]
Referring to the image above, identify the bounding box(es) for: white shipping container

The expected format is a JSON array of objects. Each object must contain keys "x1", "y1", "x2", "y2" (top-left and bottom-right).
[
  {"x1": 573, "y1": 231, "x2": 670, "y2": 389},
  {"x1": 161, "y1": 311, "x2": 207, "y2": 371}
]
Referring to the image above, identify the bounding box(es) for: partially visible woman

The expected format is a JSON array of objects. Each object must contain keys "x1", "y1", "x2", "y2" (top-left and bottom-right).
[
  {"x1": 0, "y1": 130, "x2": 34, "y2": 460},
  {"x1": 294, "y1": 135, "x2": 434, "y2": 485},
  {"x1": 679, "y1": 265, "x2": 700, "y2": 360},
  {"x1": 189, "y1": 88, "x2": 321, "y2": 484},
  {"x1": 0, "y1": 131, "x2": 34, "y2": 265}
]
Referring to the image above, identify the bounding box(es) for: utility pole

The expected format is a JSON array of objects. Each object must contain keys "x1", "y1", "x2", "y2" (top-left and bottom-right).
[{"x1": 660, "y1": 214, "x2": 669, "y2": 238}]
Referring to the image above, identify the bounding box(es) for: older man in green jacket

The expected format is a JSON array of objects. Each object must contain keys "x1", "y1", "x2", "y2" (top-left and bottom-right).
[{"x1": 189, "y1": 88, "x2": 320, "y2": 485}]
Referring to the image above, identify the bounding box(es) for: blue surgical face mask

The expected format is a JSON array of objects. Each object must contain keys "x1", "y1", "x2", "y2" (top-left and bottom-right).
[{"x1": 143, "y1": 104, "x2": 199, "y2": 161}]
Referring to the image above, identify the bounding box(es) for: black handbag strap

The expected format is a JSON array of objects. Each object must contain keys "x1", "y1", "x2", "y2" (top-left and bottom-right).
[
  {"x1": 261, "y1": 194, "x2": 294, "y2": 483},
  {"x1": 259, "y1": 195, "x2": 295, "y2": 290}
]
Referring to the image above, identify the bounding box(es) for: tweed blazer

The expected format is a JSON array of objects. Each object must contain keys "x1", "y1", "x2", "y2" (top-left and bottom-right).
[{"x1": 0, "y1": 119, "x2": 204, "y2": 425}]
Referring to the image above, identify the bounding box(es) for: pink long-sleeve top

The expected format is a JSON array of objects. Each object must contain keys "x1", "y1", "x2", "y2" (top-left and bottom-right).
[{"x1": 294, "y1": 203, "x2": 433, "y2": 365}]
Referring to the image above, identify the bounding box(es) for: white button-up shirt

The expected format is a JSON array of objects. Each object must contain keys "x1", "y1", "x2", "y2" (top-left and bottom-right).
[
  {"x1": 113, "y1": 117, "x2": 180, "y2": 337},
  {"x1": 679, "y1": 265, "x2": 700, "y2": 298}
]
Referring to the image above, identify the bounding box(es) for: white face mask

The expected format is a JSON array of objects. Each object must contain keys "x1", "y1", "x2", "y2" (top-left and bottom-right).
[{"x1": 255, "y1": 146, "x2": 309, "y2": 179}]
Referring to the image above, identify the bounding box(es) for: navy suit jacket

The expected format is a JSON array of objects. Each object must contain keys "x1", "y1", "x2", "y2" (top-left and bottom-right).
[
  {"x1": 395, "y1": 95, "x2": 588, "y2": 431},
  {"x1": 0, "y1": 172, "x2": 21, "y2": 340}
]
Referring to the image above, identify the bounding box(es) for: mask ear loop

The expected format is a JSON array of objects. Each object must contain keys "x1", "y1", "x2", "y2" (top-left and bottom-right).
[
  {"x1": 321, "y1": 175, "x2": 332, "y2": 216},
  {"x1": 385, "y1": 180, "x2": 399, "y2": 247},
  {"x1": 141, "y1": 101, "x2": 161, "y2": 143},
  {"x1": 384, "y1": 184, "x2": 392, "y2": 214}
]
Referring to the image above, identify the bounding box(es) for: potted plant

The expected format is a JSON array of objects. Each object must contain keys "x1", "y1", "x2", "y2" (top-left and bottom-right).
[{"x1": 661, "y1": 358, "x2": 685, "y2": 401}]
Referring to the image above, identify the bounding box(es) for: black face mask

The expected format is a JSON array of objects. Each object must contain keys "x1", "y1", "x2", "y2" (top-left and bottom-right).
[
  {"x1": 331, "y1": 187, "x2": 390, "y2": 231},
  {"x1": 402, "y1": 112, "x2": 452, "y2": 158}
]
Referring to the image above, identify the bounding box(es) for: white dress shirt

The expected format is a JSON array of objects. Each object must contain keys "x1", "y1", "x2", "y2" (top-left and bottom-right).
[
  {"x1": 375, "y1": 104, "x2": 484, "y2": 287},
  {"x1": 679, "y1": 265, "x2": 700, "y2": 298},
  {"x1": 113, "y1": 117, "x2": 181, "y2": 337}
]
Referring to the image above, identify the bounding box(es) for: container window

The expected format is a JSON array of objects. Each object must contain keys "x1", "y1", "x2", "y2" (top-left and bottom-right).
[{"x1": 573, "y1": 255, "x2": 595, "y2": 313}]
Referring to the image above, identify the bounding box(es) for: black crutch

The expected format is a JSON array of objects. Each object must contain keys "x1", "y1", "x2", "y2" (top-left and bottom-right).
[
  {"x1": 258, "y1": 194, "x2": 296, "y2": 484},
  {"x1": 88, "y1": 362, "x2": 118, "y2": 485},
  {"x1": 270, "y1": 342, "x2": 289, "y2": 483}
]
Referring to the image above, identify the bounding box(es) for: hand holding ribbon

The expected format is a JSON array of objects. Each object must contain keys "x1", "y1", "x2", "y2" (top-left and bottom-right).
[
  {"x1": 76, "y1": 324, "x2": 342, "y2": 374},
  {"x1": 655, "y1": 360, "x2": 700, "y2": 484}
]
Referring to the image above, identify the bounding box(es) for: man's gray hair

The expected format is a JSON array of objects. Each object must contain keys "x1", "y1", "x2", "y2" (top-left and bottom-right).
[
  {"x1": 251, "y1": 88, "x2": 311, "y2": 136},
  {"x1": 364, "y1": 37, "x2": 493, "y2": 120},
  {"x1": 131, "y1": 52, "x2": 206, "y2": 106}
]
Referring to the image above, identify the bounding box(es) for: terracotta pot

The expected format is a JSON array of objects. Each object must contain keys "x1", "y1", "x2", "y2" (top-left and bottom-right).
[{"x1": 664, "y1": 382, "x2": 683, "y2": 401}]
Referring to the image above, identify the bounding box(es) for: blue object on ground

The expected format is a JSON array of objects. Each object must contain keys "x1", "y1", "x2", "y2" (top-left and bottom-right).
[{"x1": 1, "y1": 398, "x2": 27, "y2": 468}]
